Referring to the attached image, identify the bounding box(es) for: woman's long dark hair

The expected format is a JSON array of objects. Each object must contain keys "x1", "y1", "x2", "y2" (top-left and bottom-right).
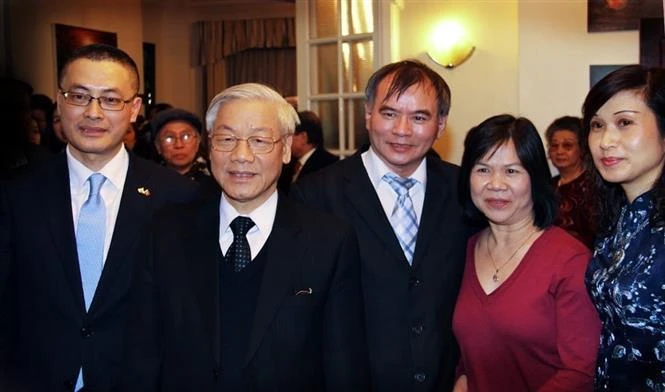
[{"x1": 581, "y1": 65, "x2": 665, "y2": 234}]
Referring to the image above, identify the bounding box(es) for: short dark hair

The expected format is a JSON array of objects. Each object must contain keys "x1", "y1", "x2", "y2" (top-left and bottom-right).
[
  {"x1": 458, "y1": 114, "x2": 557, "y2": 229},
  {"x1": 151, "y1": 108, "x2": 203, "y2": 142},
  {"x1": 58, "y1": 44, "x2": 140, "y2": 93},
  {"x1": 365, "y1": 59, "x2": 451, "y2": 117},
  {"x1": 582, "y1": 64, "x2": 665, "y2": 232},
  {"x1": 295, "y1": 110, "x2": 324, "y2": 147}
]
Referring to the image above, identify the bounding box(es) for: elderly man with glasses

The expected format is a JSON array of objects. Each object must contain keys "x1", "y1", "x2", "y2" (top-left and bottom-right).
[
  {"x1": 0, "y1": 44, "x2": 198, "y2": 392},
  {"x1": 118, "y1": 83, "x2": 369, "y2": 391}
]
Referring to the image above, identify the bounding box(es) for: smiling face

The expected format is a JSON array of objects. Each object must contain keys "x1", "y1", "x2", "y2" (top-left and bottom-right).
[
  {"x1": 588, "y1": 89, "x2": 665, "y2": 202},
  {"x1": 209, "y1": 99, "x2": 291, "y2": 214},
  {"x1": 548, "y1": 129, "x2": 583, "y2": 174},
  {"x1": 365, "y1": 75, "x2": 445, "y2": 177},
  {"x1": 57, "y1": 58, "x2": 142, "y2": 170},
  {"x1": 470, "y1": 139, "x2": 534, "y2": 228}
]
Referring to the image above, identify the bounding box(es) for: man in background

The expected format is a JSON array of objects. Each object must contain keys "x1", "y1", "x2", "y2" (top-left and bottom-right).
[
  {"x1": 292, "y1": 60, "x2": 470, "y2": 391},
  {"x1": 0, "y1": 44, "x2": 197, "y2": 391},
  {"x1": 278, "y1": 110, "x2": 337, "y2": 194}
]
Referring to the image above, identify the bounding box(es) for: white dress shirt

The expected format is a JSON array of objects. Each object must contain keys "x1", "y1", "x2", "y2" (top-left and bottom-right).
[
  {"x1": 361, "y1": 146, "x2": 427, "y2": 223},
  {"x1": 68, "y1": 145, "x2": 129, "y2": 264},
  {"x1": 218, "y1": 190, "x2": 278, "y2": 260}
]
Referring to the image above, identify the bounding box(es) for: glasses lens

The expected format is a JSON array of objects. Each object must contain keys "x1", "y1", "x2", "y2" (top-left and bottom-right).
[
  {"x1": 65, "y1": 92, "x2": 89, "y2": 106},
  {"x1": 248, "y1": 137, "x2": 274, "y2": 153},
  {"x1": 99, "y1": 97, "x2": 124, "y2": 111}
]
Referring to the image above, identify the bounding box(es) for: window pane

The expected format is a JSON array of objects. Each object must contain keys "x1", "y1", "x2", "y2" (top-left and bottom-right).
[
  {"x1": 311, "y1": 100, "x2": 340, "y2": 151},
  {"x1": 342, "y1": 40, "x2": 373, "y2": 93},
  {"x1": 341, "y1": 0, "x2": 373, "y2": 35},
  {"x1": 311, "y1": 0, "x2": 338, "y2": 39},
  {"x1": 310, "y1": 43, "x2": 338, "y2": 95},
  {"x1": 346, "y1": 98, "x2": 368, "y2": 151}
]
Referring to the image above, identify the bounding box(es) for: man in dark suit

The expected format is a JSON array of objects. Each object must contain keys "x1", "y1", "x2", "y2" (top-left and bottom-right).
[
  {"x1": 292, "y1": 60, "x2": 470, "y2": 391},
  {"x1": 118, "y1": 83, "x2": 369, "y2": 391},
  {"x1": 0, "y1": 44, "x2": 197, "y2": 392},
  {"x1": 277, "y1": 110, "x2": 338, "y2": 194}
]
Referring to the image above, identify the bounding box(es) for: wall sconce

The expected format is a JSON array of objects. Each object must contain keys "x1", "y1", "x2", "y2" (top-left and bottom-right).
[{"x1": 428, "y1": 21, "x2": 475, "y2": 69}]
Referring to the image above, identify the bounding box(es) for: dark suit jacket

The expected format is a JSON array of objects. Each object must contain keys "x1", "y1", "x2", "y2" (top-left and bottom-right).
[
  {"x1": 0, "y1": 152, "x2": 198, "y2": 392},
  {"x1": 118, "y1": 195, "x2": 369, "y2": 391},
  {"x1": 278, "y1": 147, "x2": 338, "y2": 194},
  {"x1": 292, "y1": 151, "x2": 470, "y2": 391}
]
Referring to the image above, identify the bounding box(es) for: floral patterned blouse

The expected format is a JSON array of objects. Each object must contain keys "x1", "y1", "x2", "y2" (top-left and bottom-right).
[{"x1": 586, "y1": 192, "x2": 665, "y2": 391}]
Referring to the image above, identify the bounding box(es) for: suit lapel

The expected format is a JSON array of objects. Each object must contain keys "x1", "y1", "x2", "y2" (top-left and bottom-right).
[
  {"x1": 92, "y1": 157, "x2": 151, "y2": 312},
  {"x1": 188, "y1": 197, "x2": 223, "y2": 366},
  {"x1": 244, "y1": 196, "x2": 304, "y2": 366},
  {"x1": 45, "y1": 154, "x2": 85, "y2": 309},
  {"x1": 342, "y1": 155, "x2": 406, "y2": 263},
  {"x1": 411, "y1": 158, "x2": 451, "y2": 268}
]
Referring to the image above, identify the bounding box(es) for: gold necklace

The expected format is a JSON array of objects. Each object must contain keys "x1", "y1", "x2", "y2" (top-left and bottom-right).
[{"x1": 486, "y1": 229, "x2": 538, "y2": 283}]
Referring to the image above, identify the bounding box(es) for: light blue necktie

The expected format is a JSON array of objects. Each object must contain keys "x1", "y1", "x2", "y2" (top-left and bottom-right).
[
  {"x1": 75, "y1": 173, "x2": 106, "y2": 391},
  {"x1": 383, "y1": 173, "x2": 419, "y2": 264}
]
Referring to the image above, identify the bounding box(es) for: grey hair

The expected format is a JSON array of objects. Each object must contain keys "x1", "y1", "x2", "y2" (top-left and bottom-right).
[{"x1": 205, "y1": 83, "x2": 299, "y2": 135}]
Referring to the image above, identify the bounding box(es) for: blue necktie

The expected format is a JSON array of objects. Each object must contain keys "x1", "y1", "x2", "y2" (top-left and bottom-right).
[
  {"x1": 75, "y1": 173, "x2": 106, "y2": 390},
  {"x1": 227, "y1": 216, "x2": 255, "y2": 272},
  {"x1": 383, "y1": 173, "x2": 419, "y2": 264}
]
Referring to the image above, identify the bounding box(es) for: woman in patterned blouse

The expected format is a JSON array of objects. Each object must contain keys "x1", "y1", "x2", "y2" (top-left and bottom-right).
[{"x1": 583, "y1": 64, "x2": 665, "y2": 391}]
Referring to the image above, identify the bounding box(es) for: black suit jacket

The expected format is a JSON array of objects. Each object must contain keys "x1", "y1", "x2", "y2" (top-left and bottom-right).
[
  {"x1": 118, "y1": 195, "x2": 369, "y2": 391},
  {"x1": 0, "y1": 152, "x2": 198, "y2": 392},
  {"x1": 292, "y1": 152, "x2": 469, "y2": 391},
  {"x1": 278, "y1": 147, "x2": 338, "y2": 194}
]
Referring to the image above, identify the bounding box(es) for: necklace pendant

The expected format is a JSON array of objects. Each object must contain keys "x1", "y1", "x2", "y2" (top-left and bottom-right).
[{"x1": 492, "y1": 270, "x2": 499, "y2": 282}]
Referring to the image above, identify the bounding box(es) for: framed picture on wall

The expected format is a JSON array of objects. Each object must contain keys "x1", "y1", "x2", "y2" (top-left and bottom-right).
[
  {"x1": 54, "y1": 24, "x2": 117, "y2": 77},
  {"x1": 588, "y1": 0, "x2": 663, "y2": 32}
]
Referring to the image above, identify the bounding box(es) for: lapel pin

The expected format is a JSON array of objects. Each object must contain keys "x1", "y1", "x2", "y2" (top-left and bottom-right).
[{"x1": 137, "y1": 187, "x2": 151, "y2": 197}]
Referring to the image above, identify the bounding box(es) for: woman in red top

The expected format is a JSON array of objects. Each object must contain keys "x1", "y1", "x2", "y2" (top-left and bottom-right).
[{"x1": 453, "y1": 114, "x2": 601, "y2": 392}]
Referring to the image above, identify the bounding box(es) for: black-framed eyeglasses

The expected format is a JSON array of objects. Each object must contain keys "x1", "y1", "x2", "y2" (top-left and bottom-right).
[
  {"x1": 209, "y1": 134, "x2": 287, "y2": 154},
  {"x1": 58, "y1": 89, "x2": 136, "y2": 111},
  {"x1": 160, "y1": 132, "x2": 199, "y2": 145}
]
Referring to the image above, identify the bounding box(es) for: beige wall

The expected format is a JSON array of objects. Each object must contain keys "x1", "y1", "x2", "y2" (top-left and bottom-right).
[
  {"x1": 397, "y1": 0, "x2": 638, "y2": 164},
  {"x1": 8, "y1": 0, "x2": 143, "y2": 101}
]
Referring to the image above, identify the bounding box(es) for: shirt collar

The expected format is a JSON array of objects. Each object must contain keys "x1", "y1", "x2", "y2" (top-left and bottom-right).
[
  {"x1": 219, "y1": 190, "x2": 278, "y2": 235},
  {"x1": 362, "y1": 145, "x2": 427, "y2": 187},
  {"x1": 298, "y1": 147, "x2": 316, "y2": 165},
  {"x1": 67, "y1": 144, "x2": 129, "y2": 190}
]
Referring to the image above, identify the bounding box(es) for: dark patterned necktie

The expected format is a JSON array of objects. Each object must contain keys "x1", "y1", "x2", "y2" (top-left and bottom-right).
[{"x1": 227, "y1": 216, "x2": 255, "y2": 272}]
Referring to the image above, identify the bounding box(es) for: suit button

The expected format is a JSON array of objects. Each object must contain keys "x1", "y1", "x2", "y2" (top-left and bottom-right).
[
  {"x1": 408, "y1": 277, "x2": 421, "y2": 288},
  {"x1": 414, "y1": 372, "x2": 427, "y2": 383},
  {"x1": 80, "y1": 327, "x2": 93, "y2": 338},
  {"x1": 411, "y1": 324, "x2": 423, "y2": 335}
]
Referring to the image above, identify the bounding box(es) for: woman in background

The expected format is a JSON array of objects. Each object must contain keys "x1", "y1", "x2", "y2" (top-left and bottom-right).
[
  {"x1": 546, "y1": 116, "x2": 597, "y2": 248},
  {"x1": 583, "y1": 64, "x2": 665, "y2": 390},
  {"x1": 453, "y1": 114, "x2": 600, "y2": 392}
]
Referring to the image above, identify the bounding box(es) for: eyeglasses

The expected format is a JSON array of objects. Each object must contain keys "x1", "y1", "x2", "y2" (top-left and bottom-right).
[
  {"x1": 160, "y1": 132, "x2": 199, "y2": 145},
  {"x1": 59, "y1": 90, "x2": 136, "y2": 111},
  {"x1": 209, "y1": 134, "x2": 286, "y2": 154}
]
